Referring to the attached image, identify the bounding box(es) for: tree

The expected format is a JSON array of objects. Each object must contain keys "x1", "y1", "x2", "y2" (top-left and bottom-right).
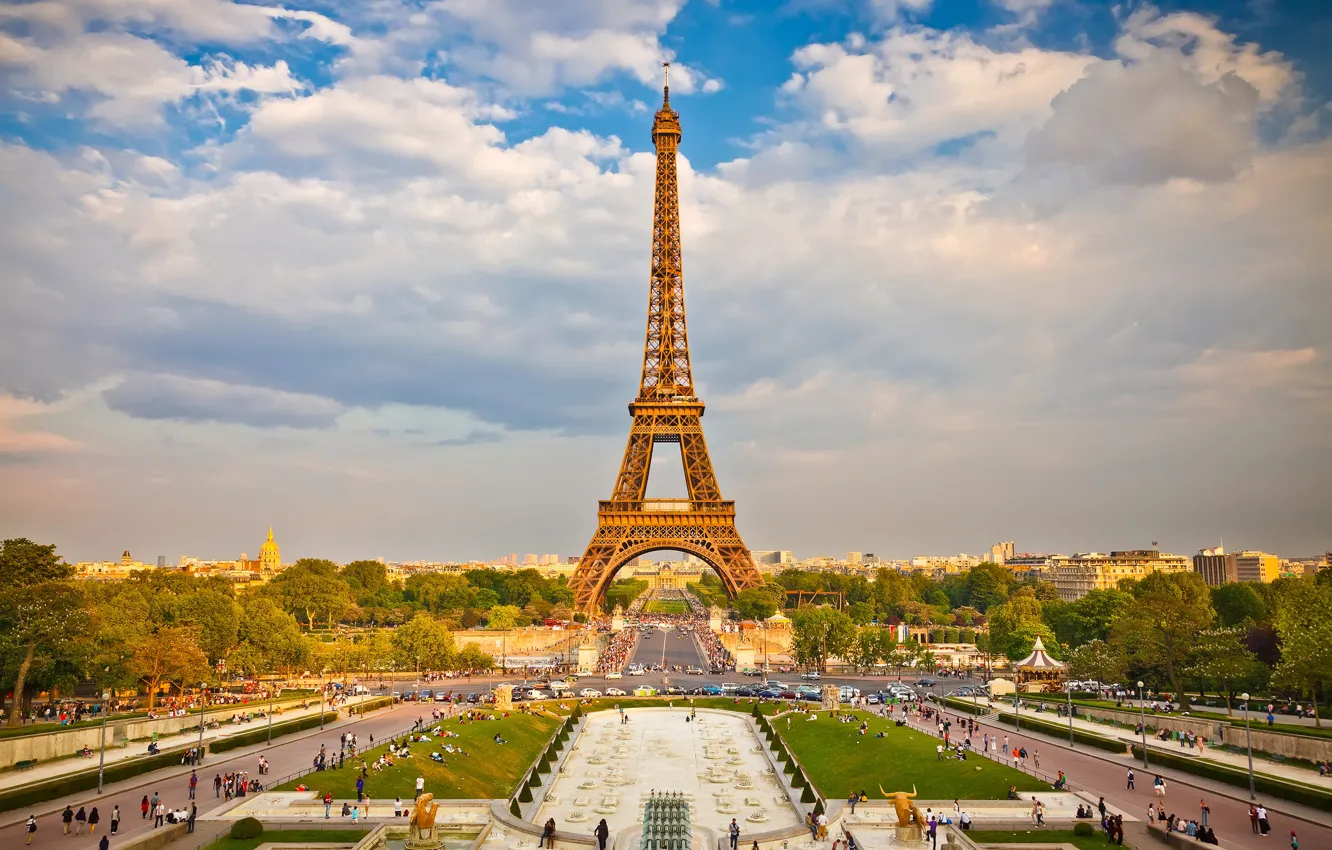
[
  {"x1": 1110, "y1": 572, "x2": 1216, "y2": 709},
  {"x1": 341, "y1": 560, "x2": 389, "y2": 600},
  {"x1": 851, "y1": 627, "x2": 883, "y2": 671},
  {"x1": 0, "y1": 539, "x2": 88, "y2": 726},
  {"x1": 392, "y1": 613, "x2": 456, "y2": 672},
  {"x1": 486, "y1": 605, "x2": 523, "y2": 631},
  {"x1": 1211, "y1": 583, "x2": 1267, "y2": 628},
  {"x1": 964, "y1": 564, "x2": 1013, "y2": 613},
  {"x1": 176, "y1": 591, "x2": 242, "y2": 663},
  {"x1": 1271, "y1": 580, "x2": 1332, "y2": 727},
  {"x1": 1065, "y1": 640, "x2": 1125, "y2": 686},
  {"x1": 734, "y1": 588, "x2": 780, "y2": 621},
  {"x1": 985, "y1": 588, "x2": 1054, "y2": 660},
  {"x1": 127, "y1": 626, "x2": 209, "y2": 709},
  {"x1": 1186, "y1": 628, "x2": 1264, "y2": 714},
  {"x1": 455, "y1": 643, "x2": 494, "y2": 673},
  {"x1": 790, "y1": 608, "x2": 856, "y2": 672},
  {"x1": 238, "y1": 599, "x2": 310, "y2": 677}
]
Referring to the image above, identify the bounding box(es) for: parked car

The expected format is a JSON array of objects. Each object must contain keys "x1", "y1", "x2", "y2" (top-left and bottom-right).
[
  {"x1": 626, "y1": 667, "x2": 646, "y2": 676},
  {"x1": 735, "y1": 686, "x2": 760, "y2": 697},
  {"x1": 664, "y1": 685, "x2": 684, "y2": 695},
  {"x1": 466, "y1": 693, "x2": 480, "y2": 704},
  {"x1": 686, "y1": 666, "x2": 704, "y2": 675},
  {"x1": 605, "y1": 688, "x2": 627, "y2": 696},
  {"x1": 605, "y1": 672, "x2": 623, "y2": 680},
  {"x1": 526, "y1": 689, "x2": 549, "y2": 700},
  {"x1": 758, "y1": 688, "x2": 784, "y2": 699},
  {"x1": 915, "y1": 678, "x2": 936, "y2": 687},
  {"x1": 700, "y1": 684, "x2": 723, "y2": 696},
  {"x1": 801, "y1": 671, "x2": 821, "y2": 680},
  {"x1": 720, "y1": 682, "x2": 739, "y2": 692},
  {"x1": 579, "y1": 688, "x2": 603, "y2": 698},
  {"x1": 866, "y1": 693, "x2": 882, "y2": 705}
]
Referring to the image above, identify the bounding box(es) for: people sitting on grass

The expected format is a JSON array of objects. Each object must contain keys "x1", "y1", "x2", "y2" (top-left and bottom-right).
[{"x1": 494, "y1": 733, "x2": 508, "y2": 744}]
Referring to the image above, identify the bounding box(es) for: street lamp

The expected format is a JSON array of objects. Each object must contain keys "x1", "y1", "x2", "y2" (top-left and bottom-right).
[
  {"x1": 319, "y1": 678, "x2": 326, "y2": 730},
  {"x1": 96, "y1": 684, "x2": 110, "y2": 794},
  {"x1": 1014, "y1": 690, "x2": 1020, "y2": 732},
  {"x1": 1240, "y1": 693, "x2": 1256, "y2": 800},
  {"x1": 1137, "y1": 681, "x2": 1148, "y2": 769},
  {"x1": 1067, "y1": 683, "x2": 1074, "y2": 747},
  {"x1": 266, "y1": 681, "x2": 275, "y2": 745}
]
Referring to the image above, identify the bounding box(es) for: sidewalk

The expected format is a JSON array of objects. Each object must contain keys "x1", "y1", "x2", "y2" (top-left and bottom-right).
[
  {"x1": 0, "y1": 701, "x2": 328, "y2": 793},
  {"x1": 979, "y1": 700, "x2": 1332, "y2": 791}
]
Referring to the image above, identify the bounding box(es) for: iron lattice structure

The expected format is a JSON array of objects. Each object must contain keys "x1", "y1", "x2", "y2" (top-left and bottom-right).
[{"x1": 571, "y1": 68, "x2": 764, "y2": 616}]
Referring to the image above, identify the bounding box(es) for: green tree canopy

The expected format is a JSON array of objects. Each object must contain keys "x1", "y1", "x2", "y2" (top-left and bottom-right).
[
  {"x1": 1111, "y1": 571, "x2": 1215, "y2": 708},
  {"x1": 789, "y1": 607, "x2": 856, "y2": 672}
]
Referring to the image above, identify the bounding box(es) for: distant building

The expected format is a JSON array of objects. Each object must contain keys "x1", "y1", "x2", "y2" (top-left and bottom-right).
[
  {"x1": 259, "y1": 527, "x2": 281, "y2": 572},
  {"x1": 1193, "y1": 547, "x2": 1237, "y2": 587},
  {"x1": 990, "y1": 541, "x2": 1016, "y2": 564},
  {"x1": 846, "y1": 552, "x2": 863, "y2": 565},
  {"x1": 1050, "y1": 550, "x2": 1190, "y2": 601},
  {"x1": 157, "y1": 555, "x2": 166, "y2": 568},
  {"x1": 1233, "y1": 550, "x2": 1279, "y2": 584}
]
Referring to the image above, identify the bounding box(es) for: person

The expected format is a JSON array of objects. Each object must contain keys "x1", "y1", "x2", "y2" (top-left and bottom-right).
[
  {"x1": 89, "y1": 806, "x2": 99, "y2": 833},
  {"x1": 806, "y1": 812, "x2": 817, "y2": 840},
  {"x1": 188, "y1": 804, "x2": 197, "y2": 834},
  {"x1": 110, "y1": 805, "x2": 120, "y2": 835},
  {"x1": 927, "y1": 815, "x2": 938, "y2": 849},
  {"x1": 848, "y1": 792, "x2": 858, "y2": 814},
  {"x1": 1250, "y1": 805, "x2": 1260, "y2": 834},
  {"x1": 75, "y1": 806, "x2": 87, "y2": 835},
  {"x1": 189, "y1": 770, "x2": 198, "y2": 799},
  {"x1": 1290, "y1": 829, "x2": 1298, "y2": 849},
  {"x1": 542, "y1": 817, "x2": 557, "y2": 849},
  {"x1": 1154, "y1": 775, "x2": 1166, "y2": 798},
  {"x1": 1126, "y1": 769, "x2": 1135, "y2": 790},
  {"x1": 817, "y1": 810, "x2": 829, "y2": 840},
  {"x1": 1147, "y1": 804, "x2": 1155, "y2": 825},
  {"x1": 416, "y1": 775, "x2": 425, "y2": 800},
  {"x1": 1098, "y1": 797, "x2": 1107, "y2": 820},
  {"x1": 595, "y1": 818, "x2": 610, "y2": 850},
  {"x1": 154, "y1": 801, "x2": 166, "y2": 828},
  {"x1": 730, "y1": 818, "x2": 740, "y2": 850},
  {"x1": 214, "y1": 774, "x2": 223, "y2": 798},
  {"x1": 1257, "y1": 803, "x2": 1270, "y2": 836},
  {"x1": 959, "y1": 811, "x2": 971, "y2": 831},
  {"x1": 351, "y1": 804, "x2": 360, "y2": 825},
  {"x1": 395, "y1": 797, "x2": 404, "y2": 817},
  {"x1": 62, "y1": 806, "x2": 75, "y2": 834},
  {"x1": 1200, "y1": 798, "x2": 1210, "y2": 828},
  {"x1": 24, "y1": 814, "x2": 36, "y2": 845},
  {"x1": 100, "y1": 837, "x2": 110, "y2": 850},
  {"x1": 325, "y1": 793, "x2": 333, "y2": 818}
]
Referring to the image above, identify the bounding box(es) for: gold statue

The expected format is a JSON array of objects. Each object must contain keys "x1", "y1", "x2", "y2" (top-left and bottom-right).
[
  {"x1": 411, "y1": 792, "x2": 440, "y2": 835},
  {"x1": 879, "y1": 784, "x2": 924, "y2": 828}
]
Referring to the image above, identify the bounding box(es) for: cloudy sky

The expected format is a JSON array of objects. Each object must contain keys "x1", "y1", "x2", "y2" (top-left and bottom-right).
[{"x1": 2, "y1": 0, "x2": 1329, "y2": 565}]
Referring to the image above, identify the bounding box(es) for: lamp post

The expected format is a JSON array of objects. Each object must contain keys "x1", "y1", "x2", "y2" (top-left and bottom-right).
[
  {"x1": 97, "y1": 688, "x2": 110, "y2": 794},
  {"x1": 1137, "y1": 681, "x2": 1148, "y2": 769},
  {"x1": 1014, "y1": 691, "x2": 1020, "y2": 732},
  {"x1": 359, "y1": 665, "x2": 367, "y2": 716},
  {"x1": 266, "y1": 681, "x2": 275, "y2": 745},
  {"x1": 319, "y1": 679, "x2": 326, "y2": 730},
  {"x1": 1240, "y1": 692, "x2": 1256, "y2": 800},
  {"x1": 1067, "y1": 683, "x2": 1074, "y2": 747}
]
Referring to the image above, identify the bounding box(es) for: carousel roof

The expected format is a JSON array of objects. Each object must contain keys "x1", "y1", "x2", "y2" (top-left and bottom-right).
[{"x1": 1015, "y1": 635, "x2": 1064, "y2": 669}]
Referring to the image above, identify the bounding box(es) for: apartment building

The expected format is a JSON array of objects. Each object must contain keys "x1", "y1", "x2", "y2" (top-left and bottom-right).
[{"x1": 1050, "y1": 549, "x2": 1191, "y2": 601}]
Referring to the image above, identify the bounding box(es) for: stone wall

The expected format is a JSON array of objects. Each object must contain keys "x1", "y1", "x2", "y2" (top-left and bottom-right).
[
  {"x1": 114, "y1": 822, "x2": 186, "y2": 850},
  {"x1": 1076, "y1": 706, "x2": 1332, "y2": 763},
  {"x1": 452, "y1": 629, "x2": 590, "y2": 657},
  {"x1": 0, "y1": 696, "x2": 316, "y2": 769}
]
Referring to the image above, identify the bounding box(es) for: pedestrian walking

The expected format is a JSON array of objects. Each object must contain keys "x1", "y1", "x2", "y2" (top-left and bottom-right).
[
  {"x1": 188, "y1": 804, "x2": 197, "y2": 834},
  {"x1": 74, "y1": 806, "x2": 87, "y2": 835},
  {"x1": 154, "y1": 801, "x2": 165, "y2": 828},
  {"x1": 806, "y1": 813, "x2": 817, "y2": 840},
  {"x1": 1147, "y1": 803, "x2": 1155, "y2": 824},
  {"x1": 1257, "y1": 804, "x2": 1270, "y2": 836},
  {"x1": 729, "y1": 818, "x2": 740, "y2": 850},
  {"x1": 89, "y1": 806, "x2": 99, "y2": 833},
  {"x1": 214, "y1": 773, "x2": 222, "y2": 797},
  {"x1": 415, "y1": 775, "x2": 425, "y2": 800},
  {"x1": 25, "y1": 814, "x2": 36, "y2": 845},
  {"x1": 62, "y1": 805, "x2": 74, "y2": 834},
  {"x1": 595, "y1": 818, "x2": 610, "y2": 850},
  {"x1": 1033, "y1": 748, "x2": 1040, "y2": 769},
  {"x1": 1290, "y1": 829, "x2": 1298, "y2": 849},
  {"x1": 1153, "y1": 775, "x2": 1166, "y2": 797},
  {"x1": 1200, "y1": 798, "x2": 1210, "y2": 828},
  {"x1": 1126, "y1": 769, "x2": 1135, "y2": 790},
  {"x1": 1250, "y1": 805, "x2": 1260, "y2": 834},
  {"x1": 189, "y1": 770, "x2": 198, "y2": 799},
  {"x1": 110, "y1": 805, "x2": 120, "y2": 835}
]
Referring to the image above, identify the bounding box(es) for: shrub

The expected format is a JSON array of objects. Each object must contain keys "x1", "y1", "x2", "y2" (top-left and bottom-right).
[
  {"x1": 812, "y1": 799, "x2": 825, "y2": 818},
  {"x1": 801, "y1": 785, "x2": 816, "y2": 804},
  {"x1": 231, "y1": 817, "x2": 263, "y2": 839},
  {"x1": 518, "y1": 782, "x2": 533, "y2": 802},
  {"x1": 510, "y1": 799, "x2": 522, "y2": 818},
  {"x1": 791, "y1": 770, "x2": 806, "y2": 788},
  {"x1": 1073, "y1": 823, "x2": 1094, "y2": 837}
]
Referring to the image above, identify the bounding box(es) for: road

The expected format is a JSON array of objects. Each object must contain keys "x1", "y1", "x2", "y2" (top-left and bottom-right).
[
  {"x1": 911, "y1": 705, "x2": 1331, "y2": 850},
  {"x1": 3, "y1": 701, "x2": 428, "y2": 850},
  {"x1": 627, "y1": 626, "x2": 706, "y2": 672}
]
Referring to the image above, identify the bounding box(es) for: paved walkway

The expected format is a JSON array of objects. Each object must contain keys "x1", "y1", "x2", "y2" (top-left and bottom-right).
[
  {"x1": 975, "y1": 699, "x2": 1332, "y2": 790},
  {"x1": 901, "y1": 707, "x2": 1331, "y2": 850},
  {"x1": 0, "y1": 702, "x2": 331, "y2": 793},
  {"x1": 0, "y1": 700, "x2": 432, "y2": 850}
]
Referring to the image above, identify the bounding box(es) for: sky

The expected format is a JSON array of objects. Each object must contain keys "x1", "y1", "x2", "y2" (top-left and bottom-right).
[{"x1": 1, "y1": 0, "x2": 1330, "y2": 565}]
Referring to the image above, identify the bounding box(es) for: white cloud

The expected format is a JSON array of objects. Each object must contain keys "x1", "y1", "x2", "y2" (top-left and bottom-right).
[{"x1": 103, "y1": 373, "x2": 346, "y2": 428}]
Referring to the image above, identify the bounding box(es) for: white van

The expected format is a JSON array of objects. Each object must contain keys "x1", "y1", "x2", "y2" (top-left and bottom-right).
[{"x1": 548, "y1": 680, "x2": 571, "y2": 694}]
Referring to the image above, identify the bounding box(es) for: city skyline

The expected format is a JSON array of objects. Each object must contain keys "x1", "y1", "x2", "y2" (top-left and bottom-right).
[{"x1": 2, "y1": 1, "x2": 1330, "y2": 560}]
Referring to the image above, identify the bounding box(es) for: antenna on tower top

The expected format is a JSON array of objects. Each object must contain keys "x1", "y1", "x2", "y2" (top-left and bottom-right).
[{"x1": 662, "y1": 62, "x2": 671, "y2": 106}]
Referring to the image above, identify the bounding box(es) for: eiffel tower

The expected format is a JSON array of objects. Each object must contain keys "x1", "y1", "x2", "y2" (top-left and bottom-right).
[{"x1": 571, "y1": 65, "x2": 764, "y2": 616}]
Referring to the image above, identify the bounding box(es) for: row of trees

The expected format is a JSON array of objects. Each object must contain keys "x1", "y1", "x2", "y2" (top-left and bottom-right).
[
  {"x1": 774, "y1": 563, "x2": 1331, "y2": 721},
  {"x1": 0, "y1": 540, "x2": 495, "y2": 725}
]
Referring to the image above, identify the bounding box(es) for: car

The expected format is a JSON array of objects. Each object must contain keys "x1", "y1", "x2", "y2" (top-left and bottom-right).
[
  {"x1": 735, "y1": 686, "x2": 760, "y2": 697},
  {"x1": 526, "y1": 689, "x2": 549, "y2": 700},
  {"x1": 758, "y1": 688, "x2": 783, "y2": 699},
  {"x1": 580, "y1": 688, "x2": 603, "y2": 698},
  {"x1": 866, "y1": 693, "x2": 882, "y2": 705},
  {"x1": 626, "y1": 668, "x2": 646, "y2": 676},
  {"x1": 664, "y1": 686, "x2": 684, "y2": 695},
  {"x1": 686, "y1": 667, "x2": 704, "y2": 675},
  {"x1": 575, "y1": 670, "x2": 594, "y2": 678},
  {"x1": 466, "y1": 693, "x2": 480, "y2": 704},
  {"x1": 700, "y1": 684, "x2": 723, "y2": 696},
  {"x1": 915, "y1": 678, "x2": 936, "y2": 687},
  {"x1": 605, "y1": 672, "x2": 623, "y2": 680},
  {"x1": 390, "y1": 691, "x2": 400, "y2": 698},
  {"x1": 605, "y1": 688, "x2": 627, "y2": 696},
  {"x1": 765, "y1": 681, "x2": 790, "y2": 691},
  {"x1": 795, "y1": 685, "x2": 820, "y2": 696},
  {"x1": 801, "y1": 671, "x2": 821, "y2": 680},
  {"x1": 633, "y1": 686, "x2": 658, "y2": 697},
  {"x1": 720, "y1": 682, "x2": 739, "y2": 692},
  {"x1": 741, "y1": 668, "x2": 763, "y2": 677}
]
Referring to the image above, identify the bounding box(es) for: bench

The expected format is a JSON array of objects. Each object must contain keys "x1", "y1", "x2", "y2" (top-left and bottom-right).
[{"x1": 14, "y1": 760, "x2": 37, "y2": 770}]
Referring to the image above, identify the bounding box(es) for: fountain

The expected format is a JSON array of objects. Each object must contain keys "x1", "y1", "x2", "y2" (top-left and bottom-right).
[{"x1": 640, "y1": 791, "x2": 692, "y2": 850}]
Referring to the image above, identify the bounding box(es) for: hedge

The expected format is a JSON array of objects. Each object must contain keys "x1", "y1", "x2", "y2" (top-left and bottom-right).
[
  {"x1": 208, "y1": 711, "x2": 338, "y2": 753},
  {"x1": 510, "y1": 799, "x2": 522, "y2": 817},
  {"x1": 519, "y1": 781, "x2": 533, "y2": 802},
  {"x1": 1129, "y1": 745, "x2": 1332, "y2": 811},
  {"x1": 940, "y1": 698, "x2": 990, "y2": 716},
  {"x1": 993, "y1": 713, "x2": 1127, "y2": 755},
  {"x1": 801, "y1": 785, "x2": 816, "y2": 803},
  {"x1": 0, "y1": 746, "x2": 192, "y2": 813},
  {"x1": 231, "y1": 817, "x2": 263, "y2": 839},
  {"x1": 348, "y1": 696, "x2": 395, "y2": 716}
]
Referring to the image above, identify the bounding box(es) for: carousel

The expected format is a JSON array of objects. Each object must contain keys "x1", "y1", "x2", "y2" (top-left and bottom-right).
[{"x1": 1014, "y1": 635, "x2": 1066, "y2": 693}]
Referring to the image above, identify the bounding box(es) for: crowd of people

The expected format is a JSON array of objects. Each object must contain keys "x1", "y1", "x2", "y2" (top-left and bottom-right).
[{"x1": 596, "y1": 627, "x2": 639, "y2": 673}]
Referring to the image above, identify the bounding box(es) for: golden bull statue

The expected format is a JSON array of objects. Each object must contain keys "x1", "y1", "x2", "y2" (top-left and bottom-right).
[{"x1": 879, "y1": 784, "x2": 925, "y2": 828}]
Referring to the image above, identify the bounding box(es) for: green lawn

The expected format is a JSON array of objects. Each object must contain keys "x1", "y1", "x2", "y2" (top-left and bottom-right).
[
  {"x1": 204, "y1": 828, "x2": 369, "y2": 850},
  {"x1": 775, "y1": 710, "x2": 1047, "y2": 800},
  {"x1": 643, "y1": 600, "x2": 690, "y2": 614},
  {"x1": 965, "y1": 830, "x2": 1103, "y2": 850},
  {"x1": 271, "y1": 710, "x2": 560, "y2": 800}
]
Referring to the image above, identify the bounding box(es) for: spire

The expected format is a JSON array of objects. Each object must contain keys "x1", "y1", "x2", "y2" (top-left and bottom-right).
[
  {"x1": 267, "y1": 526, "x2": 274, "y2": 542},
  {"x1": 641, "y1": 60, "x2": 689, "y2": 400},
  {"x1": 662, "y1": 62, "x2": 670, "y2": 108}
]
